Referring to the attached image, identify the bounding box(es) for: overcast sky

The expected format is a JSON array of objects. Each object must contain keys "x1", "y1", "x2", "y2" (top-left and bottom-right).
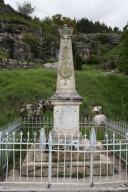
[{"x1": 5, "y1": 0, "x2": 128, "y2": 29}]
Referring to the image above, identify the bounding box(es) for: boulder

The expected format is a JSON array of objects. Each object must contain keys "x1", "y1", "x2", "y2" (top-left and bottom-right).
[
  {"x1": 0, "y1": 34, "x2": 14, "y2": 56},
  {"x1": 0, "y1": 58, "x2": 33, "y2": 69},
  {"x1": 93, "y1": 114, "x2": 106, "y2": 126},
  {"x1": 43, "y1": 62, "x2": 58, "y2": 70}
]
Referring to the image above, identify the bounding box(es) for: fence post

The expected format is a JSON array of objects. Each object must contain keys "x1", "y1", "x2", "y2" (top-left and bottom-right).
[
  {"x1": 90, "y1": 127, "x2": 96, "y2": 187},
  {"x1": 48, "y1": 131, "x2": 52, "y2": 189}
]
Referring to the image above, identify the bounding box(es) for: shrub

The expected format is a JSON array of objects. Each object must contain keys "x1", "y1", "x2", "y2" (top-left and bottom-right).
[
  {"x1": 23, "y1": 33, "x2": 39, "y2": 57},
  {"x1": 0, "y1": 49, "x2": 9, "y2": 59},
  {"x1": 88, "y1": 55, "x2": 100, "y2": 65},
  {"x1": 74, "y1": 54, "x2": 83, "y2": 70}
]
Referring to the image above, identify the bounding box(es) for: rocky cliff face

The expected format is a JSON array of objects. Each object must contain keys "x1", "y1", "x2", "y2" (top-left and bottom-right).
[
  {"x1": 0, "y1": 0, "x2": 59, "y2": 68},
  {"x1": 0, "y1": 0, "x2": 34, "y2": 63},
  {"x1": 72, "y1": 33, "x2": 121, "y2": 62},
  {"x1": 0, "y1": 0, "x2": 121, "y2": 69}
]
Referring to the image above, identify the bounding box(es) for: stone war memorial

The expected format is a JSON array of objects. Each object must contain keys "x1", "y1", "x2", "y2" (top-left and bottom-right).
[
  {"x1": 1, "y1": 24, "x2": 128, "y2": 191},
  {"x1": 1, "y1": 1, "x2": 128, "y2": 191},
  {"x1": 21, "y1": 25, "x2": 114, "y2": 181},
  {"x1": 51, "y1": 24, "x2": 83, "y2": 138}
]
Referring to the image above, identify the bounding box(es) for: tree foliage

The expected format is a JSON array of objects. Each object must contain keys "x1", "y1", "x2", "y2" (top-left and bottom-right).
[
  {"x1": 17, "y1": 1, "x2": 35, "y2": 17},
  {"x1": 52, "y1": 14, "x2": 77, "y2": 32},
  {"x1": 77, "y1": 18, "x2": 113, "y2": 34},
  {"x1": 118, "y1": 28, "x2": 128, "y2": 74}
]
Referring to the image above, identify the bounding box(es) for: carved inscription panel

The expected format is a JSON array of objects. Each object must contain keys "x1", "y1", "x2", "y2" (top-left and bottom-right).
[{"x1": 54, "y1": 105, "x2": 79, "y2": 131}]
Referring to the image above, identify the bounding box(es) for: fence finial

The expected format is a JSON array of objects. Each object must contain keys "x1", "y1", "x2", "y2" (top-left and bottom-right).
[
  {"x1": 0, "y1": 131, "x2": 2, "y2": 142},
  {"x1": 20, "y1": 131, "x2": 23, "y2": 142},
  {"x1": 27, "y1": 131, "x2": 30, "y2": 142},
  {"x1": 90, "y1": 127, "x2": 96, "y2": 149},
  {"x1": 105, "y1": 133, "x2": 108, "y2": 138},
  {"x1": 84, "y1": 133, "x2": 87, "y2": 139}
]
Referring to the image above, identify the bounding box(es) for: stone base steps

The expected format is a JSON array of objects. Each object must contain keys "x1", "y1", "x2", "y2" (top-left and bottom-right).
[{"x1": 21, "y1": 151, "x2": 115, "y2": 177}]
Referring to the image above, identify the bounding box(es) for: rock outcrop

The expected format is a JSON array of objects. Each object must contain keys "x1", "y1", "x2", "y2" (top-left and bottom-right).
[
  {"x1": 0, "y1": 0, "x2": 121, "y2": 69},
  {"x1": 13, "y1": 41, "x2": 32, "y2": 60},
  {"x1": 0, "y1": 58, "x2": 33, "y2": 68},
  {"x1": 0, "y1": 0, "x2": 59, "y2": 67},
  {"x1": 73, "y1": 33, "x2": 121, "y2": 62}
]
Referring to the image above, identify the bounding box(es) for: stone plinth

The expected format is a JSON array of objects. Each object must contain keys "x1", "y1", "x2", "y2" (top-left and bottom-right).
[
  {"x1": 22, "y1": 160, "x2": 114, "y2": 177},
  {"x1": 51, "y1": 101, "x2": 82, "y2": 136},
  {"x1": 21, "y1": 145, "x2": 115, "y2": 177}
]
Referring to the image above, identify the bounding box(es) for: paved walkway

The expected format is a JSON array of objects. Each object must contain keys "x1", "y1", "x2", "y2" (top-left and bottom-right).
[{"x1": 1, "y1": 183, "x2": 128, "y2": 192}]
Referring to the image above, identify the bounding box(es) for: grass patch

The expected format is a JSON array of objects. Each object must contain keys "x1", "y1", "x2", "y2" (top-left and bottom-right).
[{"x1": 0, "y1": 68, "x2": 128, "y2": 127}]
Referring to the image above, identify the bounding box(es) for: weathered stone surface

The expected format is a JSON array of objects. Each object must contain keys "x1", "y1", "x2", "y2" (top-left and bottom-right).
[
  {"x1": 44, "y1": 62, "x2": 58, "y2": 70},
  {"x1": 20, "y1": 99, "x2": 52, "y2": 118},
  {"x1": 23, "y1": 144, "x2": 100, "y2": 163},
  {"x1": 34, "y1": 151, "x2": 100, "y2": 163},
  {"x1": 0, "y1": 34, "x2": 14, "y2": 55},
  {"x1": 93, "y1": 114, "x2": 106, "y2": 126},
  {"x1": 13, "y1": 41, "x2": 32, "y2": 60},
  {"x1": 0, "y1": 58, "x2": 33, "y2": 68},
  {"x1": 51, "y1": 25, "x2": 82, "y2": 100},
  {"x1": 21, "y1": 158, "x2": 114, "y2": 177},
  {"x1": 51, "y1": 25, "x2": 82, "y2": 137},
  {"x1": 21, "y1": 144, "x2": 115, "y2": 178}
]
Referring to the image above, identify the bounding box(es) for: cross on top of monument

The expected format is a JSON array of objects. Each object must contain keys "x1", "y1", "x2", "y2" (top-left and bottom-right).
[{"x1": 58, "y1": 24, "x2": 73, "y2": 38}]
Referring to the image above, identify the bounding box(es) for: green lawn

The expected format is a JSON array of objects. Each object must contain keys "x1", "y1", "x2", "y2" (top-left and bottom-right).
[{"x1": 0, "y1": 68, "x2": 128, "y2": 127}]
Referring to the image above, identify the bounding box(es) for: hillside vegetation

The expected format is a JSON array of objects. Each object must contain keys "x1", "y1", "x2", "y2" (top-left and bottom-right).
[
  {"x1": 104, "y1": 28, "x2": 128, "y2": 74},
  {"x1": 0, "y1": 1, "x2": 128, "y2": 128},
  {"x1": 0, "y1": 0, "x2": 121, "y2": 69},
  {"x1": 0, "y1": 68, "x2": 128, "y2": 127}
]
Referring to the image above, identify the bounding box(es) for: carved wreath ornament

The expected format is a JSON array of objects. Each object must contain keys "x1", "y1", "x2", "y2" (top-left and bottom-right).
[{"x1": 58, "y1": 45, "x2": 73, "y2": 79}]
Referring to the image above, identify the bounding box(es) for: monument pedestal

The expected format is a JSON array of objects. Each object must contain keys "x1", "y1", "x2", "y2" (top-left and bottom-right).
[
  {"x1": 51, "y1": 98, "x2": 82, "y2": 138},
  {"x1": 21, "y1": 144, "x2": 115, "y2": 177}
]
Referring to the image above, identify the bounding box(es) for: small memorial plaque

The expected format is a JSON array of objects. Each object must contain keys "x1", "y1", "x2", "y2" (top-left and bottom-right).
[{"x1": 54, "y1": 106, "x2": 79, "y2": 131}]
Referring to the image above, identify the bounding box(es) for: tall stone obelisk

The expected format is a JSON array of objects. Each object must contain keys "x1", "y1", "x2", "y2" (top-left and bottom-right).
[{"x1": 51, "y1": 25, "x2": 83, "y2": 136}]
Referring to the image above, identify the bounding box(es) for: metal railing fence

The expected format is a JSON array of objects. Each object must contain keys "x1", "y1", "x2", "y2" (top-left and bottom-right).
[{"x1": 0, "y1": 129, "x2": 128, "y2": 187}]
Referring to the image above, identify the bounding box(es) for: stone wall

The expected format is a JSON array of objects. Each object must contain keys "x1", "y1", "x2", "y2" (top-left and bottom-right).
[{"x1": 0, "y1": 58, "x2": 33, "y2": 69}]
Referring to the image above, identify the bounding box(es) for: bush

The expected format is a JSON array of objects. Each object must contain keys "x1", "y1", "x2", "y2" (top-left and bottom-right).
[
  {"x1": 118, "y1": 58, "x2": 128, "y2": 75},
  {"x1": 0, "y1": 49, "x2": 9, "y2": 59},
  {"x1": 74, "y1": 54, "x2": 83, "y2": 70},
  {"x1": 116, "y1": 29, "x2": 128, "y2": 74},
  {"x1": 88, "y1": 55, "x2": 100, "y2": 65}
]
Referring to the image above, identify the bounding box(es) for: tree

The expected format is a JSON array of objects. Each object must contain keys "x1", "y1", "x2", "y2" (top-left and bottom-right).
[
  {"x1": 52, "y1": 14, "x2": 77, "y2": 32},
  {"x1": 77, "y1": 18, "x2": 113, "y2": 34},
  {"x1": 17, "y1": 1, "x2": 35, "y2": 17},
  {"x1": 113, "y1": 27, "x2": 120, "y2": 33}
]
